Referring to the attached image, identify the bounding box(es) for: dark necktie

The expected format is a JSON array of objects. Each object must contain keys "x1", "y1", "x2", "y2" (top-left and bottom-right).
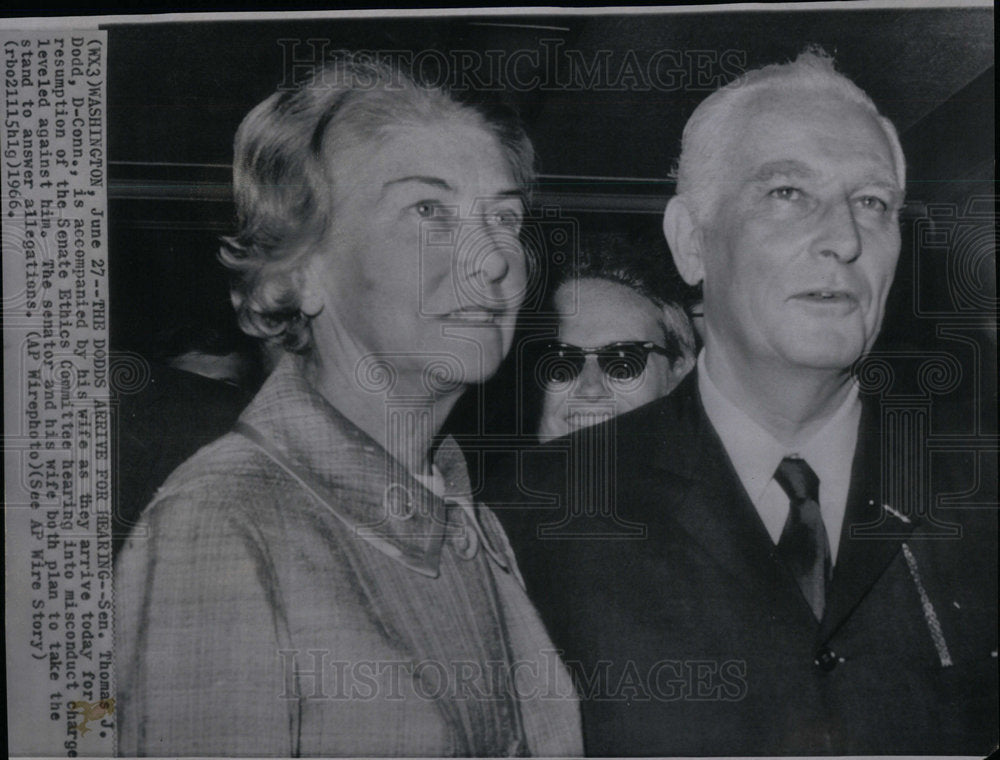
[{"x1": 774, "y1": 457, "x2": 831, "y2": 620}]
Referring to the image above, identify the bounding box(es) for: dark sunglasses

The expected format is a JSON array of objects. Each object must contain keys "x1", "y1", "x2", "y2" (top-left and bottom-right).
[{"x1": 540, "y1": 340, "x2": 673, "y2": 385}]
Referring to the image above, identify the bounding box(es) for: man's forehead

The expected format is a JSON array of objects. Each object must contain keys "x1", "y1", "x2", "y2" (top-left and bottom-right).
[
  {"x1": 732, "y1": 92, "x2": 901, "y2": 186},
  {"x1": 750, "y1": 160, "x2": 817, "y2": 182},
  {"x1": 749, "y1": 156, "x2": 900, "y2": 190}
]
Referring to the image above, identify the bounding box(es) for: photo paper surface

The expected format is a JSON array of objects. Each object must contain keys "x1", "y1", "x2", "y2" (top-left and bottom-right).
[{"x1": 3, "y1": 4, "x2": 995, "y2": 757}]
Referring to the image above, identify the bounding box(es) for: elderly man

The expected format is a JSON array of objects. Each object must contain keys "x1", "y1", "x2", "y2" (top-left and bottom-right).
[{"x1": 487, "y1": 51, "x2": 997, "y2": 755}]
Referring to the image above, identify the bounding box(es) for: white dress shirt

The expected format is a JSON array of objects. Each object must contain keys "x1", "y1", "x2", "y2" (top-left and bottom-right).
[{"x1": 697, "y1": 351, "x2": 861, "y2": 564}]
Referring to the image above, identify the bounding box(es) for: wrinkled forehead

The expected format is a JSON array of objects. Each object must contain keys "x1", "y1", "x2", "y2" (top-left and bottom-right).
[
  {"x1": 324, "y1": 114, "x2": 522, "y2": 208},
  {"x1": 728, "y1": 89, "x2": 902, "y2": 189},
  {"x1": 323, "y1": 100, "x2": 474, "y2": 157},
  {"x1": 318, "y1": 88, "x2": 504, "y2": 161}
]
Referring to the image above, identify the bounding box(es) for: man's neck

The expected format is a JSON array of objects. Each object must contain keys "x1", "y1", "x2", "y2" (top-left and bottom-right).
[{"x1": 702, "y1": 346, "x2": 855, "y2": 448}]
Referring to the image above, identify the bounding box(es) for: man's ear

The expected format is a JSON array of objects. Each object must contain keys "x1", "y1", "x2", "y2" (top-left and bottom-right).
[{"x1": 663, "y1": 196, "x2": 705, "y2": 287}]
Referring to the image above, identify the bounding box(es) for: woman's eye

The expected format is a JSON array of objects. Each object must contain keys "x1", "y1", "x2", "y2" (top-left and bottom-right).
[
  {"x1": 414, "y1": 202, "x2": 437, "y2": 218},
  {"x1": 769, "y1": 186, "x2": 803, "y2": 202}
]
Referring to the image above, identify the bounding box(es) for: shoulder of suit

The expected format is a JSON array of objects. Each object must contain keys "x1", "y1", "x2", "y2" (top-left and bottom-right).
[{"x1": 601, "y1": 371, "x2": 704, "y2": 451}]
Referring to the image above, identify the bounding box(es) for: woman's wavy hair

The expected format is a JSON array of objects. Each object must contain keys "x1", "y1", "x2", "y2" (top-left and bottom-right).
[{"x1": 220, "y1": 53, "x2": 536, "y2": 351}]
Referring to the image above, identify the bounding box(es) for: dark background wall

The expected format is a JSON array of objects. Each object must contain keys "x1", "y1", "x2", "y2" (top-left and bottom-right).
[{"x1": 104, "y1": 8, "x2": 995, "y2": 440}]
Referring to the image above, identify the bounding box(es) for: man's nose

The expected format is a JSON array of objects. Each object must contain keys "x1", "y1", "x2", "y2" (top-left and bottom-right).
[
  {"x1": 811, "y1": 197, "x2": 862, "y2": 263},
  {"x1": 571, "y1": 358, "x2": 613, "y2": 399}
]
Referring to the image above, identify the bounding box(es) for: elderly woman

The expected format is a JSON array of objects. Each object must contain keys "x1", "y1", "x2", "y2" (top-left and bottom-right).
[
  {"x1": 536, "y1": 233, "x2": 697, "y2": 441},
  {"x1": 115, "y1": 56, "x2": 581, "y2": 757}
]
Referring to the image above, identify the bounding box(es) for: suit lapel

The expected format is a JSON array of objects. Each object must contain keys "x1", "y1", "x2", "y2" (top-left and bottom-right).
[
  {"x1": 821, "y1": 395, "x2": 918, "y2": 641},
  {"x1": 643, "y1": 374, "x2": 920, "y2": 631},
  {"x1": 642, "y1": 376, "x2": 807, "y2": 615}
]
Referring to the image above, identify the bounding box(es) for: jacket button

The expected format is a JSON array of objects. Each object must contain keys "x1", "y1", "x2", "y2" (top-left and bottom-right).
[{"x1": 814, "y1": 647, "x2": 838, "y2": 672}]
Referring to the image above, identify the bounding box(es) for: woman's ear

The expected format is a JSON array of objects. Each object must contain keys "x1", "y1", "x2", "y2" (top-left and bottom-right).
[
  {"x1": 663, "y1": 196, "x2": 706, "y2": 287},
  {"x1": 297, "y1": 255, "x2": 326, "y2": 318}
]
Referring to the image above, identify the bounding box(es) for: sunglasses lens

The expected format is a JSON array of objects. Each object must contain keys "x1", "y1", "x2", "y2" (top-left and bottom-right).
[
  {"x1": 539, "y1": 342, "x2": 656, "y2": 386},
  {"x1": 599, "y1": 346, "x2": 648, "y2": 382},
  {"x1": 538, "y1": 346, "x2": 584, "y2": 386}
]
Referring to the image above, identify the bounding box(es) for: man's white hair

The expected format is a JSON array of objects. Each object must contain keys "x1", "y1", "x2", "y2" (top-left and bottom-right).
[{"x1": 673, "y1": 47, "x2": 906, "y2": 224}]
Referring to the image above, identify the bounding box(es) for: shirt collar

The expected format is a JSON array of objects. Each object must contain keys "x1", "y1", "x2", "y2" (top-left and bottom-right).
[
  {"x1": 794, "y1": 388, "x2": 862, "y2": 515},
  {"x1": 237, "y1": 354, "x2": 473, "y2": 578},
  {"x1": 697, "y1": 350, "x2": 861, "y2": 504}
]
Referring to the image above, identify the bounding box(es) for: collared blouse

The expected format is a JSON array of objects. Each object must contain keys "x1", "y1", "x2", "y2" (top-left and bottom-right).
[{"x1": 116, "y1": 356, "x2": 582, "y2": 757}]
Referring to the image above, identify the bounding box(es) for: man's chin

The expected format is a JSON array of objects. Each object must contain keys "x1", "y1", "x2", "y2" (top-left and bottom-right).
[{"x1": 777, "y1": 334, "x2": 868, "y2": 374}]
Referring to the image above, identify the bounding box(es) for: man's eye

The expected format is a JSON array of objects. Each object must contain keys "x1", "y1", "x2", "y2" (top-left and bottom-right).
[
  {"x1": 414, "y1": 202, "x2": 437, "y2": 218},
  {"x1": 769, "y1": 186, "x2": 803, "y2": 202},
  {"x1": 856, "y1": 195, "x2": 889, "y2": 213}
]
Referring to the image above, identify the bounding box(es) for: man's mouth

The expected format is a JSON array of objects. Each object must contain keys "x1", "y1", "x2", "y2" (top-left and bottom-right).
[{"x1": 792, "y1": 289, "x2": 858, "y2": 304}]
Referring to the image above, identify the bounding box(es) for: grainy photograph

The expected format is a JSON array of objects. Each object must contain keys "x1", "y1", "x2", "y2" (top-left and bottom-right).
[{"x1": 3, "y1": 3, "x2": 996, "y2": 757}]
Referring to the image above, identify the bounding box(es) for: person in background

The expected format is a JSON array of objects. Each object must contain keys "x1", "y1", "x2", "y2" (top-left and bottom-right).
[
  {"x1": 536, "y1": 232, "x2": 696, "y2": 441},
  {"x1": 116, "y1": 54, "x2": 581, "y2": 757}
]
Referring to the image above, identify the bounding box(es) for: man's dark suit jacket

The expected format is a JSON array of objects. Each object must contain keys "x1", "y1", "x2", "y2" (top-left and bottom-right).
[{"x1": 484, "y1": 372, "x2": 997, "y2": 756}]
